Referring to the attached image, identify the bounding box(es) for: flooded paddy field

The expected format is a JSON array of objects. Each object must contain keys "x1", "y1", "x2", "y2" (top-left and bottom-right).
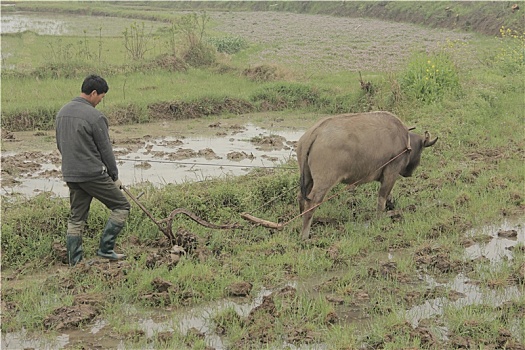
[
  {"x1": 0, "y1": 10, "x2": 166, "y2": 37},
  {"x1": 4, "y1": 111, "x2": 522, "y2": 348},
  {"x1": 1, "y1": 118, "x2": 304, "y2": 198}
]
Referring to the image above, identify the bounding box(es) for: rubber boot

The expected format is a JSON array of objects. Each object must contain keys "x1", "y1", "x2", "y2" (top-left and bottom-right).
[
  {"x1": 66, "y1": 221, "x2": 84, "y2": 267},
  {"x1": 67, "y1": 235, "x2": 83, "y2": 266},
  {"x1": 97, "y1": 219, "x2": 126, "y2": 260}
]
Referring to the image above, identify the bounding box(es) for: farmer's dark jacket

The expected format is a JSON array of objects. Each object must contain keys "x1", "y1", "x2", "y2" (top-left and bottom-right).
[{"x1": 56, "y1": 97, "x2": 118, "y2": 182}]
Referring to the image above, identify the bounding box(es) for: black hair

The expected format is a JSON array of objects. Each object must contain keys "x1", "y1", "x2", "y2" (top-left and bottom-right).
[{"x1": 81, "y1": 74, "x2": 109, "y2": 95}]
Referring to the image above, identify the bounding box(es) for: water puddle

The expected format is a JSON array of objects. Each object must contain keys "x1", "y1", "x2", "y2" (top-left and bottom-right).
[
  {"x1": 0, "y1": 11, "x2": 166, "y2": 37},
  {"x1": 1, "y1": 13, "x2": 70, "y2": 35},
  {"x1": 1, "y1": 285, "x2": 326, "y2": 349},
  {"x1": 406, "y1": 218, "x2": 524, "y2": 328},
  {"x1": 464, "y1": 219, "x2": 524, "y2": 262},
  {"x1": 1, "y1": 124, "x2": 303, "y2": 198}
]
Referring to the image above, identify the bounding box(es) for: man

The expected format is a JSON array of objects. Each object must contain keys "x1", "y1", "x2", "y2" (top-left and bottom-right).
[{"x1": 56, "y1": 74, "x2": 129, "y2": 266}]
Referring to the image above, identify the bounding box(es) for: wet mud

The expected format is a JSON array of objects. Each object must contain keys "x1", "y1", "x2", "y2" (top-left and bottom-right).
[{"x1": 1, "y1": 123, "x2": 302, "y2": 198}]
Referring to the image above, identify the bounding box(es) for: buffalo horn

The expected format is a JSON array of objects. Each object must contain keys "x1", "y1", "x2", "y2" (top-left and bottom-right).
[{"x1": 424, "y1": 131, "x2": 438, "y2": 147}]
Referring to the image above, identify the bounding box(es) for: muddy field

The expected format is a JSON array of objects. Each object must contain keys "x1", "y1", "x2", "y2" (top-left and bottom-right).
[
  {"x1": 209, "y1": 11, "x2": 473, "y2": 72},
  {"x1": 3, "y1": 219, "x2": 524, "y2": 349},
  {"x1": 2, "y1": 114, "x2": 525, "y2": 348},
  {"x1": 2, "y1": 7, "x2": 524, "y2": 350},
  {"x1": 1, "y1": 115, "x2": 305, "y2": 198}
]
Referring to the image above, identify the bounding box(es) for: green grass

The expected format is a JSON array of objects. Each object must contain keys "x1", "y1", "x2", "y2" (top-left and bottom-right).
[{"x1": 1, "y1": 3, "x2": 524, "y2": 349}]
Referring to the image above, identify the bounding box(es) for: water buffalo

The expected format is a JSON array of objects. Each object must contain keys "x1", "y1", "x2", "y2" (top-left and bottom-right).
[{"x1": 296, "y1": 111, "x2": 437, "y2": 239}]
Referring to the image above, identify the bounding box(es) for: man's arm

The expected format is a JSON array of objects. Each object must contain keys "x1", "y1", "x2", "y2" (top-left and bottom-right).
[{"x1": 92, "y1": 115, "x2": 119, "y2": 181}]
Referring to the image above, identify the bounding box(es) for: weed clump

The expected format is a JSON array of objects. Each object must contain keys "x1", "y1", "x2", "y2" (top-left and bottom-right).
[
  {"x1": 250, "y1": 82, "x2": 326, "y2": 110},
  {"x1": 147, "y1": 97, "x2": 254, "y2": 120},
  {"x1": 106, "y1": 103, "x2": 146, "y2": 125},
  {"x1": 207, "y1": 35, "x2": 248, "y2": 54},
  {"x1": 151, "y1": 54, "x2": 188, "y2": 72},
  {"x1": 182, "y1": 41, "x2": 217, "y2": 67},
  {"x1": 1, "y1": 107, "x2": 57, "y2": 131},
  {"x1": 400, "y1": 51, "x2": 460, "y2": 103},
  {"x1": 243, "y1": 64, "x2": 284, "y2": 82},
  {"x1": 495, "y1": 26, "x2": 525, "y2": 74}
]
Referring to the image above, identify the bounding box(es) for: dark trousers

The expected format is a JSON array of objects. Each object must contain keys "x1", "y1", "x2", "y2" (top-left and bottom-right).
[{"x1": 67, "y1": 177, "x2": 130, "y2": 223}]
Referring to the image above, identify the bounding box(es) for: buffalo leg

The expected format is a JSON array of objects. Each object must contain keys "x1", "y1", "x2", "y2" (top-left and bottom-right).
[
  {"x1": 385, "y1": 196, "x2": 395, "y2": 211},
  {"x1": 298, "y1": 176, "x2": 313, "y2": 214},
  {"x1": 377, "y1": 178, "x2": 396, "y2": 211},
  {"x1": 298, "y1": 191, "x2": 306, "y2": 214},
  {"x1": 301, "y1": 203, "x2": 315, "y2": 240},
  {"x1": 300, "y1": 183, "x2": 331, "y2": 240}
]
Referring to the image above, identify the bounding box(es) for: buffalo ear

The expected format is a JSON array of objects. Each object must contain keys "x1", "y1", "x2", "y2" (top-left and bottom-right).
[{"x1": 424, "y1": 131, "x2": 438, "y2": 147}]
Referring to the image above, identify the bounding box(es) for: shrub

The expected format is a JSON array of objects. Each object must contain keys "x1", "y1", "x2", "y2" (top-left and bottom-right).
[{"x1": 399, "y1": 51, "x2": 460, "y2": 103}]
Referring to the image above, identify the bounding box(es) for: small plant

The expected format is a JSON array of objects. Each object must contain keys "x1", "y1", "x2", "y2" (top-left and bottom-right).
[
  {"x1": 76, "y1": 30, "x2": 96, "y2": 61},
  {"x1": 400, "y1": 51, "x2": 460, "y2": 103},
  {"x1": 48, "y1": 37, "x2": 74, "y2": 63},
  {"x1": 123, "y1": 22, "x2": 156, "y2": 61}
]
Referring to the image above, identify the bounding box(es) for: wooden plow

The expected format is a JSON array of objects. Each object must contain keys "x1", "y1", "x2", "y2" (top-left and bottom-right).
[
  {"x1": 122, "y1": 187, "x2": 244, "y2": 242},
  {"x1": 240, "y1": 212, "x2": 285, "y2": 230}
]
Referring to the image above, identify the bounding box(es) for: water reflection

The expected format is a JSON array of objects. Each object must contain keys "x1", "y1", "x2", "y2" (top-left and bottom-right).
[
  {"x1": 1, "y1": 13, "x2": 69, "y2": 35},
  {"x1": 1, "y1": 124, "x2": 302, "y2": 198},
  {"x1": 1, "y1": 328, "x2": 69, "y2": 350},
  {"x1": 406, "y1": 219, "x2": 524, "y2": 329}
]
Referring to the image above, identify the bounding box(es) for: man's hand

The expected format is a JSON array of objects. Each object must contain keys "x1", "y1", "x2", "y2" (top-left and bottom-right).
[{"x1": 114, "y1": 179, "x2": 123, "y2": 189}]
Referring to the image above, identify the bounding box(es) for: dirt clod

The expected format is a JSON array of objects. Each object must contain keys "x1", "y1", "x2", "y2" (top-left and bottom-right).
[
  {"x1": 43, "y1": 303, "x2": 100, "y2": 330},
  {"x1": 226, "y1": 281, "x2": 253, "y2": 297}
]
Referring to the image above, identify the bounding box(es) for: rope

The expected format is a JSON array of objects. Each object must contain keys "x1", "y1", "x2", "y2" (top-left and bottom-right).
[
  {"x1": 251, "y1": 183, "x2": 300, "y2": 214},
  {"x1": 116, "y1": 157, "x2": 296, "y2": 170}
]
